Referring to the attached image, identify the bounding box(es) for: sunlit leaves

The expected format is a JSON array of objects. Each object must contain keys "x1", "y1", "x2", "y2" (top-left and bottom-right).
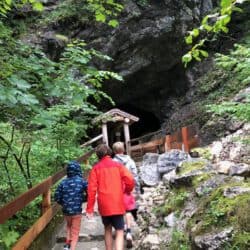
[
  {"x1": 87, "y1": 0, "x2": 123, "y2": 27},
  {"x1": 0, "y1": 0, "x2": 43, "y2": 16},
  {"x1": 182, "y1": 40, "x2": 208, "y2": 67},
  {"x1": 207, "y1": 42, "x2": 250, "y2": 121},
  {"x1": 108, "y1": 19, "x2": 119, "y2": 27},
  {"x1": 182, "y1": 0, "x2": 249, "y2": 67},
  {"x1": 32, "y1": 1, "x2": 43, "y2": 11}
]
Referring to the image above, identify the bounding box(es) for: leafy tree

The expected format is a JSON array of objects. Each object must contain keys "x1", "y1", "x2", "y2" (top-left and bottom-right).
[
  {"x1": 0, "y1": 0, "x2": 43, "y2": 16},
  {"x1": 0, "y1": 0, "x2": 125, "y2": 247},
  {"x1": 182, "y1": 0, "x2": 250, "y2": 67},
  {"x1": 207, "y1": 44, "x2": 250, "y2": 122}
]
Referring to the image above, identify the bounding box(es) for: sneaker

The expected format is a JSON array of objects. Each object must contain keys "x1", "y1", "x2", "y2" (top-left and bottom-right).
[
  {"x1": 63, "y1": 244, "x2": 70, "y2": 250},
  {"x1": 126, "y1": 232, "x2": 133, "y2": 249}
]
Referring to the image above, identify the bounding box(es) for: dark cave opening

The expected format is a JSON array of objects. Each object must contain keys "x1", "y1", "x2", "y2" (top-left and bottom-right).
[{"x1": 117, "y1": 104, "x2": 161, "y2": 139}]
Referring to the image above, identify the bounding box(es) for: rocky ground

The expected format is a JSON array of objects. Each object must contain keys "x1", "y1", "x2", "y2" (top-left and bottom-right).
[{"x1": 134, "y1": 123, "x2": 250, "y2": 249}]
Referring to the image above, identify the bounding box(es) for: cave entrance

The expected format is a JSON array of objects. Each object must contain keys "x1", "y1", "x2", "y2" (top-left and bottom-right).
[{"x1": 117, "y1": 104, "x2": 161, "y2": 139}]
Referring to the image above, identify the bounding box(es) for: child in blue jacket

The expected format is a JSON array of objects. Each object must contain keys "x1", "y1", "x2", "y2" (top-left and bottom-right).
[{"x1": 55, "y1": 161, "x2": 87, "y2": 250}]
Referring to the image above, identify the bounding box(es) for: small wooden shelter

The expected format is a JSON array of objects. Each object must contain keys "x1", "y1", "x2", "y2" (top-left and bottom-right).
[{"x1": 93, "y1": 108, "x2": 139, "y2": 154}]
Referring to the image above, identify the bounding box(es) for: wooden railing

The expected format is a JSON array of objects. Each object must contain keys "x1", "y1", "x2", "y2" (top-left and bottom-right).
[
  {"x1": 130, "y1": 125, "x2": 199, "y2": 160},
  {"x1": 0, "y1": 148, "x2": 95, "y2": 250}
]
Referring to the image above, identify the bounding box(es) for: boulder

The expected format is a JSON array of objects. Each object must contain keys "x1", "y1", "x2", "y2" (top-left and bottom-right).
[
  {"x1": 229, "y1": 163, "x2": 250, "y2": 178},
  {"x1": 140, "y1": 153, "x2": 160, "y2": 186},
  {"x1": 164, "y1": 212, "x2": 176, "y2": 228},
  {"x1": 157, "y1": 150, "x2": 188, "y2": 175},
  {"x1": 215, "y1": 161, "x2": 235, "y2": 174},
  {"x1": 223, "y1": 186, "x2": 250, "y2": 198},
  {"x1": 162, "y1": 169, "x2": 177, "y2": 186},
  {"x1": 194, "y1": 227, "x2": 233, "y2": 250},
  {"x1": 195, "y1": 175, "x2": 227, "y2": 196}
]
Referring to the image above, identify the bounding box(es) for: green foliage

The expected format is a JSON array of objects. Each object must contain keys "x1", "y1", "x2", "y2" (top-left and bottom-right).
[
  {"x1": 205, "y1": 44, "x2": 250, "y2": 122},
  {"x1": 154, "y1": 190, "x2": 189, "y2": 217},
  {"x1": 178, "y1": 160, "x2": 207, "y2": 175},
  {"x1": 41, "y1": 0, "x2": 122, "y2": 28},
  {"x1": 134, "y1": 0, "x2": 149, "y2": 7},
  {"x1": 169, "y1": 230, "x2": 191, "y2": 250},
  {"x1": 0, "y1": 0, "x2": 43, "y2": 16},
  {"x1": 236, "y1": 199, "x2": 250, "y2": 232},
  {"x1": 191, "y1": 147, "x2": 213, "y2": 161},
  {"x1": 0, "y1": 0, "x2": 124, "y2": 246},
  {"x1": 0, "y1": 225, "x2": 19, "y2": 249},
  {"x1": 0, "y1": 23, "x2": 120, "y2": 124},
  {"x1": 0, "y1": 18, "x2": 121, "y2": 248},
  {"x1": 87, "y1": 0, "x2": 123, "y2": 26},
  {"x1": 0, "y1": 198, "x2": 41, "y2": 249},
  {"x1": 224, "y1": 231, "x2": 250, "y2": 250},
  {"x1": 182, "y1": 0, "x2": 250, "y2": 66},
  {"x1": 189, "y1": 181, "x2": 250, "y2": 236},
  {"x1": 208, "y1": 100, "x2": 250, "y2": 121}
]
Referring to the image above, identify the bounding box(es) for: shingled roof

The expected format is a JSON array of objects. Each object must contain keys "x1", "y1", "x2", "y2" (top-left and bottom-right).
[{"x1": 93, "y1": 108, "x2": 139, "y2": 125}]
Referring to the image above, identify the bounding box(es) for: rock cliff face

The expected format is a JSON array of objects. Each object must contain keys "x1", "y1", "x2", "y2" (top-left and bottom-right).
[{"x1": 40, "y1": 0, "x2": 213, "y2": 134}]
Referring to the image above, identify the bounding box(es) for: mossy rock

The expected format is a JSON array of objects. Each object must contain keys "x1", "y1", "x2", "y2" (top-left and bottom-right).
[
  {"x1": 188, "y1": 180, "x2": 250, "y2": 237},
  {"x1": 177, "y1": 159, "x2": 209, "y2": 176},
  {"x1": 192, "y1": 172, "x2": 215, "y2": 189},
  {"x1": 191, "y1": 147, "x2": 213, "y2": 161},
  {"x1": 156, "y1": 189, "x2": 190, "y2": 217}
]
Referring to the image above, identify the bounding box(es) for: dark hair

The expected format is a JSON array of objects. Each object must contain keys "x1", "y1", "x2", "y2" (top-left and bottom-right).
[{"x1": 95, "y1": 144, "x2": 112, "y2": 159}]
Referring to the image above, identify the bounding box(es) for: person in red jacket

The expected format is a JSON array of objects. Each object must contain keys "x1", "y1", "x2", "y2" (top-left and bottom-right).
[{"x1": 86, "y1": 144, "x2": 134, "y2": 250}]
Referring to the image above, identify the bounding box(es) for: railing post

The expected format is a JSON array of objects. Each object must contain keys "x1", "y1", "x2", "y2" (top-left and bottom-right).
[
  {"x1": 41, "y1": 189, "x2": 51, "y2": 214},
  {"x1": 165, "y1": 135, "x2": 171, "y2": 152},
  {"x1": 181, "y1": 126, "x2": 189, "y2": 152},
  {"x1": 123, "y1": 118, "x2": 131, "y2": 155},
  {"x1": 102, "y1": 122, "x2": 109, "y2": 146}
]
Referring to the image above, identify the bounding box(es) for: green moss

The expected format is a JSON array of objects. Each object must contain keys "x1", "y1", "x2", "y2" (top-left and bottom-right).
[
  {"x1": 169, "y1": 230, "x2": 191, "y2": 250},
  {"x1": 40, "y1": 0, "x2": 89, "y2": 27},
  {"x1": 154, "y1": 189, "x2": 190, "y2": 217},
  {"x1": 178, "y1": 160, "x2": 207, "y2": 176},
  {"x1": 224, "y1": 231, "x2": 250, "y2": 250},
  {"x1": 188, "y1": 181, "x2": 250, "y2": 236},
  {"x1": 191, "y1": 147, "x2": 213, "y2": 161},
  {"x1": 192, "y1": 173, "x2": 214, "y2": 188}
]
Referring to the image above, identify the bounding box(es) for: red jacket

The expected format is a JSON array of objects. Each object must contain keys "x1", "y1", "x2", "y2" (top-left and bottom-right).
[{"x1": 86, "y1": 156, "x2": 134, "y2": 216}]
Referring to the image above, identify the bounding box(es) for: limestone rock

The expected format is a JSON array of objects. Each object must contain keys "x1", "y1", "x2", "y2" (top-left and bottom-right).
[
  {"x1": 195, "y1": 175, "x2": 227, "y2": 196},
  {"x1": 141, "y1": 234, "x2": 160, "y2": 248},
  {"x1": 229, "y1": 163, "x2": 250, "y2": 177},
  {"x1": 216, "y1": 161, "x2": 234, "y2": 174},
  {"x1": 157, "y1": 150, "x2": 189, "y2": 174},
  {"x1": 194, "y1": 227, "x2": 233, "y2": 250},
  {"x1": 140, "y1": 153, "x2": 160, "y2": 186},
  {"x1": 223, "y1": 186, "x2": 250, "y2": 198},
  {"x1": 162, "y1": 169, "x2": 177, "y2": 186},
  {"x1": 164, "y1": 212, "x2": 176, "y2": 228}
]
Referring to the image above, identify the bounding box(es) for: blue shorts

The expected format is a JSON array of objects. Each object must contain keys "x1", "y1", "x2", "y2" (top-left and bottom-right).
[{"x1": 101, "y1": 214, "x2": 124, "y2": 230}]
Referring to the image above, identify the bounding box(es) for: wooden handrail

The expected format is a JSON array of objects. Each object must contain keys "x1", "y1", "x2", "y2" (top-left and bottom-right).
[
  {"x1": 130, "y1": 125, "x2": 199, "y2": 159},
  {"x1": 129, "y1": 129, "x2": 164, "y2": 144},
  {"x1": 0, "y1": 146, "x2": 96, "y2": 250},
  {"x1": 0, "y1": 168, "x2": 65, "y2": 224},
  {"x1": 80, "y1": 134, "x2": 103, "y2": 148},
  {"x1": 0, "y1": 149, "x2": 95, "y2": 225},
  {"x1": 12, "y1": 204, "x2": 60, "y2": 250}
]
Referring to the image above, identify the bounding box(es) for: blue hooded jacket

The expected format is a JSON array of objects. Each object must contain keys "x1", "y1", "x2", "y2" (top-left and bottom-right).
[{"x1": 54, "y1": 161, "x2": 88, "y2": 215}]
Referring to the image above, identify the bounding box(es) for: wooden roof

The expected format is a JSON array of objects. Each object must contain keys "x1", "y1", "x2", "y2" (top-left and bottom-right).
[{"x1": 93, "y1": 108, "x2": 139, "y2": 125}]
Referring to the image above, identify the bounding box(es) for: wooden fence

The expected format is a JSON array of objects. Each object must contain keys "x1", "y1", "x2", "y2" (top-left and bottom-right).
[
  {"x1": 130, "y1": 125, "x2": 199, "y2": 160},
  {"x1": 0, "y1": 149, "x2": 95, "y2": 250}
]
